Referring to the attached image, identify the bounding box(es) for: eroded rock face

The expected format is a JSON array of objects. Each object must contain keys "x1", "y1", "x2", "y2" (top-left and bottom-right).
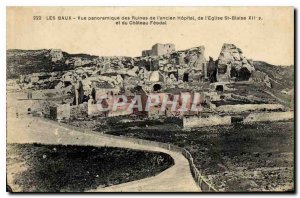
[
  {"x1": 216, "y1": 44, "x2": 255, "y2": 82},
  {"x1": 185, "y1": 46, "x2": 206, "y2": 70}
]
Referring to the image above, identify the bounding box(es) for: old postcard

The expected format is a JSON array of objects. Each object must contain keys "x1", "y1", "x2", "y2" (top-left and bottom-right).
[{"x1": 6, "y1": 6, "x2": 294, "y2": 192}]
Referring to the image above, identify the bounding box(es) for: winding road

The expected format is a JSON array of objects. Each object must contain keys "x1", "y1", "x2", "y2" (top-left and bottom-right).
[{"x1": 7, "y1": 115, "x2": 200, "y2": 192}]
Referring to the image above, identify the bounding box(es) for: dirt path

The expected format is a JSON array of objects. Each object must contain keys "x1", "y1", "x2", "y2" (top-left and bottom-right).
[{"x1": 7, "y1": 115, "x2": 200, "y2": 192}]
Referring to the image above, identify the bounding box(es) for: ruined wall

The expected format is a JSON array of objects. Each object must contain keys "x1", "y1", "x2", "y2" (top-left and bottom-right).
[
  {"x1": 185, "y1": 46, "x2": 206, "y2": 70},
  {"x1": 87, "y1": 102, "x2": 110, "y2": 117},
  {"x1": 243, "y1": 111, "x2": 293, "y2": 123},
  {"x1": 181, "y1": 111, "x2": 293, "y2": 128},
  {"x1": 216, "y1": 103, "x2": 285, "y2": 113},
  {"x1": 108, "y1": 108, "x2": 133, "y2": 117},
  {"x1": 183, "y1": 115, "x2": 231, "y2": 128},
  {"x1": 88, "y1": 100, "x2": 133, "y2": 117},
  {"x1": 152, "y1": 43, "x2": 175, "y2": 56},
  {"x1": 70, "y1": 103, "x2": 88, "y2": 118},
  {"x1": 49, "y1": 104, "x2": 71, "y2": 120},
  {"x1": 142, "y1": 43, "x2": 175, "y2": 56},
  {"x1": 15, "y1": 99, "x2": 45, "y2": 116},
  {"x1": 216, "y1": 44, "x2": 255, "y2": 82},
  {"x1": 142, "y1": 50, "x2": 152, "y2": 57},
  {"x1": 56, "y1": 104, "x2": 71, "y2": 120}
]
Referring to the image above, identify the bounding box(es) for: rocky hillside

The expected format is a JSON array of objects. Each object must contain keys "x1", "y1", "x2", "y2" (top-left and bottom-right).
[
  {"x1": 7, "y1": 48, "x2": 294, "y2": 91},
  {"x1": 253, "y1": 61, "x2": 294, "y2": 89},
  {"x1": 6, "y1": 49, "x2": 133, "y2": 79},
  {"x1": 253, "y1": 61, "x2": 294, "y2": 108},
  {"x1": 7, "y1": 49, "x2": 68, "y2": 79}
]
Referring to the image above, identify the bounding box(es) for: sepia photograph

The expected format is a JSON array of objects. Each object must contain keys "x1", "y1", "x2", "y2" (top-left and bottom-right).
[{"x1": 5, "y1": 6, "x2": 295, "y2": 193}]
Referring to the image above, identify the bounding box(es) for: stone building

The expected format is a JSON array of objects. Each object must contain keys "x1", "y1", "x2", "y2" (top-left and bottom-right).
[
  {"x1": 49, "y1": 103, "x2": 71, "y2": 120},
  {"x1": 142, "y1": 43, "x2": 175, "y2": 56}
]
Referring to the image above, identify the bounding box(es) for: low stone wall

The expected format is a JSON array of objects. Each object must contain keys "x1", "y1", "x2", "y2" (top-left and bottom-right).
[
  {"x1": 108, "y1": 109, "x2": 133, "y2": 117},
  {"x1": 181, "y1": 148, "x2": 217, "y2": 192},
  {"x1": 183, "y1": 115, "x2": 231, "y2": 128},
  {"x1": 13, "y1": 99, "x2": 46, "y2": 117},
  {"x1": 88, "y1": 102, "x2": 133, "y2": 117},
  {"x1": 243, "y1": 111, "x2": 294, "y2": 123},
  {"x1": 216, "y1": 103, "x2": 285, "y2": 113},
  {"x1": 182, "y1": 110, "x2": 293, "y2": 128}
]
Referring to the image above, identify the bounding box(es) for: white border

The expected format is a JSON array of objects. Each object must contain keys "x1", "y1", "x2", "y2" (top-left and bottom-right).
[
  {"x1": 1, "y1": 1, "x2": 298, "y2": 198},
  {"x1": 1, "y1": 0, "x2": 300, "y2": 6}
]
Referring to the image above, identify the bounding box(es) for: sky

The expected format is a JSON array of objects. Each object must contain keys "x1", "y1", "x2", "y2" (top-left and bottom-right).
[{"x1": 7, "y1": 7, "x2": 294, "y2": 66}]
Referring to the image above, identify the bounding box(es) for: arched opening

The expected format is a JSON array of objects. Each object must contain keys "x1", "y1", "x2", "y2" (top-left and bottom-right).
[
  {"x1": 64, "y1": 81, "x2": 72, "y2": 87},
  {"x1": 91, "y1": 88, "x2": 96, "y2": 101},
  {"x1": 210, "y1": 70, "x2": 217, "y2": 83},
  {"x1": 183, "y1": 73, "x2": 189, "y2": 82},
  {"x1": 153, "y1": 84, "x2": 162, "y2": 92},
  {"x1": 218, "y1": 65, "x2": 227, "y2": 74},
  {"x1": 238, "y1": 68, "x2": 251, "y2": 81},
  {"x1": 168, "y1": 72, "x2": 178, "y2": 81},
  {"x1": 216, "y1": 85, "x2": 224, "y2": 92},
  {"x1": 230, "y1": 68, "x2": 238, "y2": 78},
  {"x1": 231, "y1": 116, "x2": 243, "y2": 123}
]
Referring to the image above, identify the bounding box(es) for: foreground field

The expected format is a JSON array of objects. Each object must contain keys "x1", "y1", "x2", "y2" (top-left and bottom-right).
[
  {"x1": 7, "y1": 143, "x2": 174, "y2": 192},
  {"x1": 106, "y1": 121, "x2": 294, "y2": 192}
]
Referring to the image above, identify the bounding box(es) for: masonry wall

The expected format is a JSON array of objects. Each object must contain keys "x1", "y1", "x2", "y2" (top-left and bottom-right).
[
  {"x1": 152, "y1": 44, "x2": 175, "y2": 56},
  {"x1": 142, "y1": 43, "x2": 175, "y2": 56},
  {"x1": 142, "y1": 50, "x2": 152, "y2": 57},
  {"x1": 108, "y1": 108, "x2": 133, "y2": 117},
  {"x1": 243, "y1": 111, "x2": 293, "y2": 123},
  {"x1": 216, "y1": 103, "x2": 285, "y2": 113},
  {"x1": 70, "y1": 103, "x2": 88, "y2": 118},
  {"x1": 87, "y1": 102, "x2": 107, "y2": 117},
  {"x1": 183, "y1": 115, "x2": 231, "y2": 128},
  {"x1": 56, "y1": 104, "x2": 71, "y2": 120}
]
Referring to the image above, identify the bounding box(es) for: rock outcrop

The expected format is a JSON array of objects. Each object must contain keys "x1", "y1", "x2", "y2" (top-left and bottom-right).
[
  {"x1": 9, "y1": 44, "x2": 283, "y2": 91},
  {"x1": 216, "y1": 44, "x2": 255, "y2": 82},
  {"x1": 6, "y1": 49, "x2": 134, "y2": 79},
  {"x1": 249, "y1": 70, "x2": 272, "y2": 88}
]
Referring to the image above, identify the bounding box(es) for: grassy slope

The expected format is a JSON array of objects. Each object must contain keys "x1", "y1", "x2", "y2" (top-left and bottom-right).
[
  {"x1": 253, "y1": 61, "x2": 294, "y2": 108},
  {"x1": 6, "y1": 49, "x2": 98, "y2": 79},
  {"x1": 106, "y1": 121, "x2": 294, "y2": 192},
  {"x1": 7, "y1": 143, "x2": 174, "y2": 192}
]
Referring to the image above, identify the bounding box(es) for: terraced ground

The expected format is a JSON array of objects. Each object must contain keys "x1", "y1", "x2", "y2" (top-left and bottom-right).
[{"x1": 106, "y1": 121, "x2": 294, "y2": 192}]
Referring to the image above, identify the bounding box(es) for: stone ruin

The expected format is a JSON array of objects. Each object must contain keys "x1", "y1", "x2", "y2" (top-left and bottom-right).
[
  {"x1": 142, "y1": 43, "x2": 175, "y2": 56},
  {"x1": 12, "y1": 43, "x2": 274, "y2": 107},
  {"x1": 13, "y1": 43, "x2": 273, "y2": 92},
  {"x1": 216, "y1": 43, "x2": 255, "y2": 82}
]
